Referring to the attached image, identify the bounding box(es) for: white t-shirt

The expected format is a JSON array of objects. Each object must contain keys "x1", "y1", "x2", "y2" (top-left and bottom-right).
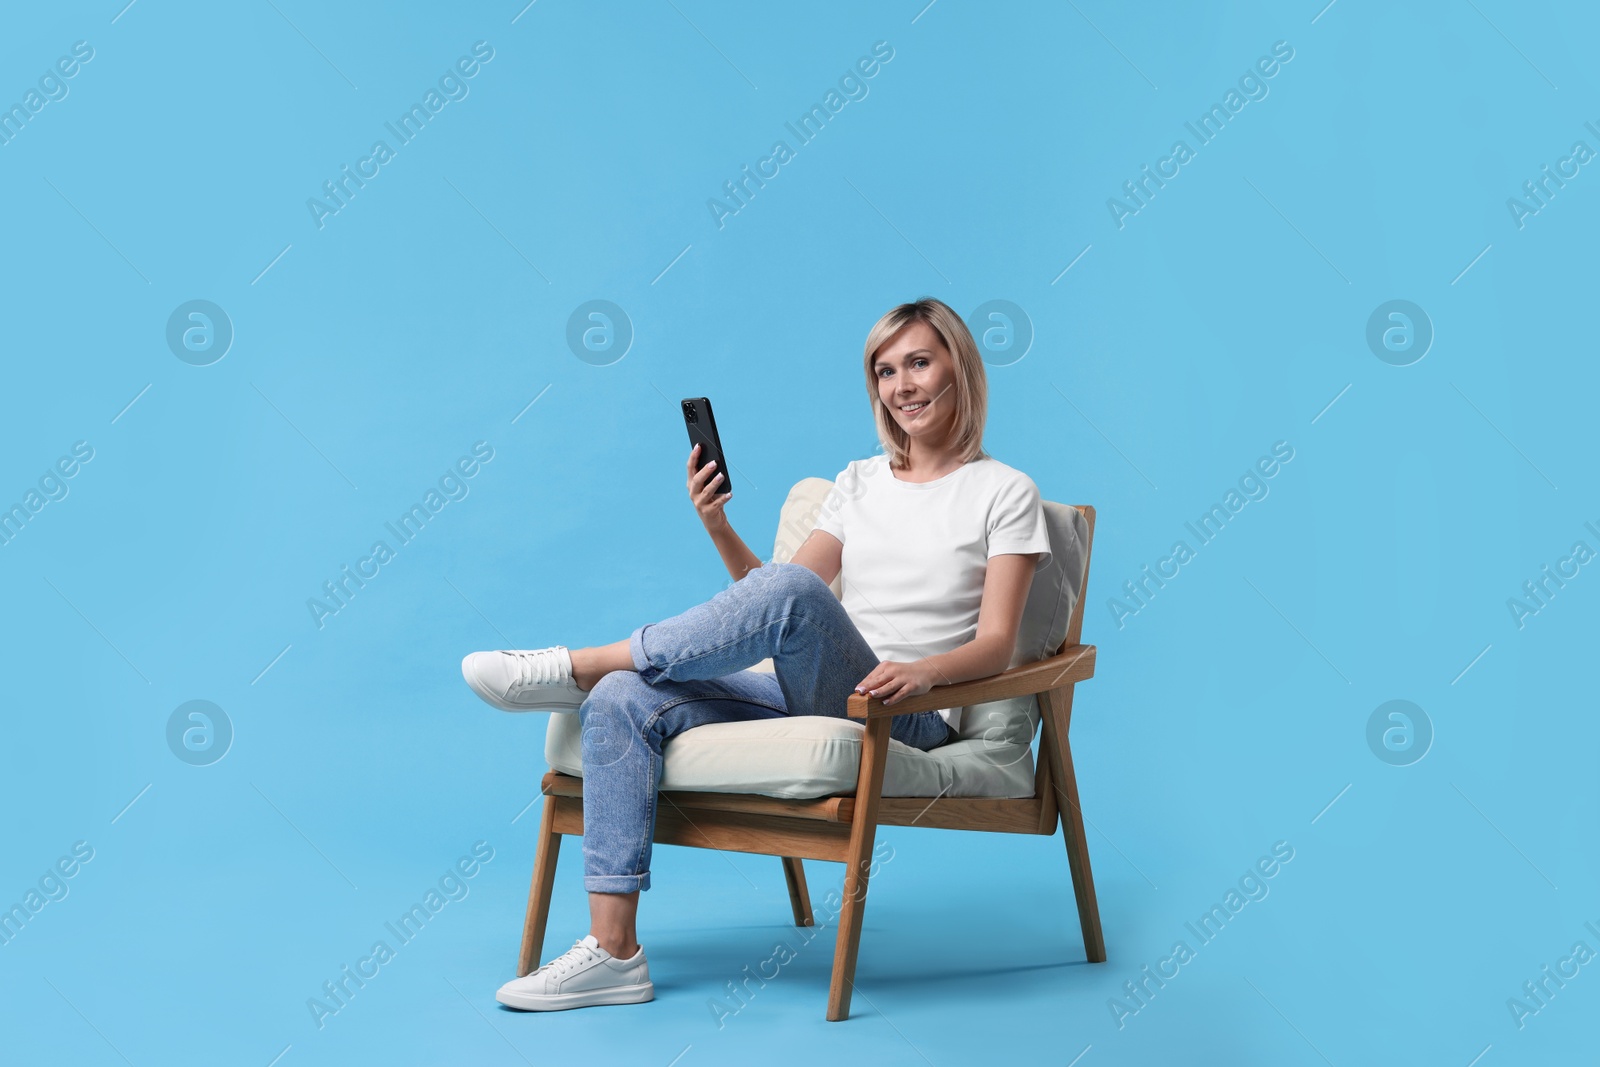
[{"x1": 811, "y1": 453, "x2": 1053, "y2": 734}]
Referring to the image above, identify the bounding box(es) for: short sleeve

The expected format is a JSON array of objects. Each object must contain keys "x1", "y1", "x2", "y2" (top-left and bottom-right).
[
  {"x1": 987, "y1": 473, "x2": 1052, "y2": 572},
  {"x1": 811, "y1": 461, "x2": 858, "y2": 544}
]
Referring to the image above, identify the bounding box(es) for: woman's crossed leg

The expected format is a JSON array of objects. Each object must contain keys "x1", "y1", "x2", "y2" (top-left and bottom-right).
[{"x1": 490, "y1": 562, "x2": 952, "y2": 1010}]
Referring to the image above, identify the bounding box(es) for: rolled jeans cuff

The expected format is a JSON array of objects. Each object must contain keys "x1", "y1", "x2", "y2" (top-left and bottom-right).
[
  {"x1": 585, "y1": 872, "x2": 651, "y2": 893},
  {"x1": 628, "y1": 624, "x2": 664, "y2": 683}
]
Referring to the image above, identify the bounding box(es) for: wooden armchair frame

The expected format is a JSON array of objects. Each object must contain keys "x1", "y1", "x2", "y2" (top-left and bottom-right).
[{"x1": 517, "y1": 505, "x2": 1102, "y2": 1020}]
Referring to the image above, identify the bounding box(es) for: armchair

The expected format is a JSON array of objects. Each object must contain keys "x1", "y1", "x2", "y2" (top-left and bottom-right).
[{"x1": 520, "y1": 476, "x2": 1103, "y2": 1020}]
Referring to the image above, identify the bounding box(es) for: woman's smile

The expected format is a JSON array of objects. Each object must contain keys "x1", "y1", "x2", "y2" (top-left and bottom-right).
[{"x1": 874, "y1": 318, "x2": 960, "y2": 451}]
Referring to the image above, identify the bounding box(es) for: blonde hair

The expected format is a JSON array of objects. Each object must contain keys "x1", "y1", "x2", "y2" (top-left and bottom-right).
[{"x1": 861, "y1": 297, "x2": 989, "y2": 470}]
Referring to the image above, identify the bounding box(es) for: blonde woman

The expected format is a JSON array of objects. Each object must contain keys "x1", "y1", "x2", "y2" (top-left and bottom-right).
[{"x1": 462, "y1": 296, "x2": 1052, "y2": 1011}]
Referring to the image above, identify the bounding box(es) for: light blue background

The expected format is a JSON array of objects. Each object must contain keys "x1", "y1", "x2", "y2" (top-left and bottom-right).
[{"x1": 1, "y1": 1, "x2": 1595, "y2": 1064}]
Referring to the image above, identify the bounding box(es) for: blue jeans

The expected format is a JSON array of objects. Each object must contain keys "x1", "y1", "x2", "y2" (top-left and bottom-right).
[{"x1": 577, "y1": 560, "x2": 956, "y2": 893}]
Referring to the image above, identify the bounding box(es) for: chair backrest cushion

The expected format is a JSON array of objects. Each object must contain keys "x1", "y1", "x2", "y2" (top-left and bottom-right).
[
  {"x1": 770, "y1": 475, "x2": 1090, "y2": 746},
  {"x1": 771, "y1": 477, "x2": 846, "y2": 598}
]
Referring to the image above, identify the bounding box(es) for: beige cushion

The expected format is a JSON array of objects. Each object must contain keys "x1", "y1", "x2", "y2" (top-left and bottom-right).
[
  {"x1": 543, "y1": 474, "x2": 1089, "y2": 800},
  {"x1": 545, "y1": 712, "x2": 1040, "y2": 798}
]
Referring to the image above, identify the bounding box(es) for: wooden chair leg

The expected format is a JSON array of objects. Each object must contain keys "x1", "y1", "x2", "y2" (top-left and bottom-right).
[
  {"x1": 780, "y1": 857, "x2": 814, "y2": 927},
  {"x1": 827, "y1": 715, "x2": 891, "y2": 1021},
  {"x1": 1040, "y1": 684, "x2": 1106, "y2": 962},
  {"x1": 517, "y1": 796, "x2": 563, "y2": 976}
]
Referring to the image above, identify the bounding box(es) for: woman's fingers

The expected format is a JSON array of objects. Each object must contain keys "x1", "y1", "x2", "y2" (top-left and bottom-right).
[
  {"x1": 857, "y1": 671, "x2": 896, "y2": 696},
  {"x1": 690, "y1": 456, "x2": 720, "y2": 491},
  {"x1": 688, "y1": 444, "x2": 727, "y2": 509},
  {"x1": 694, "y1": 469, "x2": 724, "y2": 502},
  {"x1": 886, "y1": 675, "x2": 923, "y2": 704}
]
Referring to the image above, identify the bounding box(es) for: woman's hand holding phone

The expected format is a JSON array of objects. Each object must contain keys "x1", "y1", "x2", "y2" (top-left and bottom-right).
[{"x1": 687, "y1": 443, "x2": 732, "y2": 528}]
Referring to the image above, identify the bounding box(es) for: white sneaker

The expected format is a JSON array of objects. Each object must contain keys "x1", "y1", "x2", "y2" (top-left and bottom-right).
[
  {"x1": 460, "y1": 646, "x2": 588, "y2": 711},
  {"x1": 496, "y1": 934, "x2": 654, "y2": 1011}
]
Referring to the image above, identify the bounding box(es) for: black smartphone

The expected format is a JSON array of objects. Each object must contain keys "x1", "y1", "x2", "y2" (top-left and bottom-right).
[{"x1": 681, "y1": 397, "x2": 732, "y2": 497}]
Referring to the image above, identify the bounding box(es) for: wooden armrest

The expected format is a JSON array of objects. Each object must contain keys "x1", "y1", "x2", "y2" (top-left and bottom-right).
[{"x1": 846, "y1": 643, "x2": 1096, "y2": 720}]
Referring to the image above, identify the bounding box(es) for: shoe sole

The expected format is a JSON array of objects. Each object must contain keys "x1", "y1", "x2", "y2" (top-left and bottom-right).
[
  {"x1": 496, "y1": 981, "x2": 654, "y2": 1011},
  {"x1": 461, "y1": 656, "x2": 588, "y2": 713}
]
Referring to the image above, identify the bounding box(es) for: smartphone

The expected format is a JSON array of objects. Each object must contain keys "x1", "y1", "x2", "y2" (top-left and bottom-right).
[{"x1": 681, "y1": 397, "x2": 732, "y2": 497}]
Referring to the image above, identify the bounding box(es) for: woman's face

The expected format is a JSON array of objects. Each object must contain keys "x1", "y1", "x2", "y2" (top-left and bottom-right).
[{"x1": 874, "y1": 320, "x2": 957, "y2": 444}]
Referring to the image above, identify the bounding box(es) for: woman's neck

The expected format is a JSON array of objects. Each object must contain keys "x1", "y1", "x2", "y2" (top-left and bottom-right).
[{"x1": 892, "y1": 440, "x2": 969, "y2": 483}]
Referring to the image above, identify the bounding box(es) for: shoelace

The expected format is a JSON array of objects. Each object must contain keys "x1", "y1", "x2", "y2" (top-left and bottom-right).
[
  {"x1": 508, "y1": 648, "x2": 567, "y2": 691},
  {"x1": 538, "y1": 939, "x2": 599, "y2": 977}
]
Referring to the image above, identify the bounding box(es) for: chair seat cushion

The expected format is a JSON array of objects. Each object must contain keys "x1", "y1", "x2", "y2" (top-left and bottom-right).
[{"x1": 543, "y1": 709, "x2": 1038, "y2": 801}]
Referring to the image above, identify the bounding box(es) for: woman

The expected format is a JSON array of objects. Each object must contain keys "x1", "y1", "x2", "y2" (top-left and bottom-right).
[{"x1": 461, "y1": 296, "x2": 1053, "y2": 1011}]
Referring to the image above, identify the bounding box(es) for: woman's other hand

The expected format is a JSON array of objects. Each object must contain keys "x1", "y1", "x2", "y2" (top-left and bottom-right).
[
  {"x1": 687, "y1": 443, "x2": 731, "y2": 528},
  {"x1": 854, "y1": 660, "x2": 941, "y2": 706}
]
